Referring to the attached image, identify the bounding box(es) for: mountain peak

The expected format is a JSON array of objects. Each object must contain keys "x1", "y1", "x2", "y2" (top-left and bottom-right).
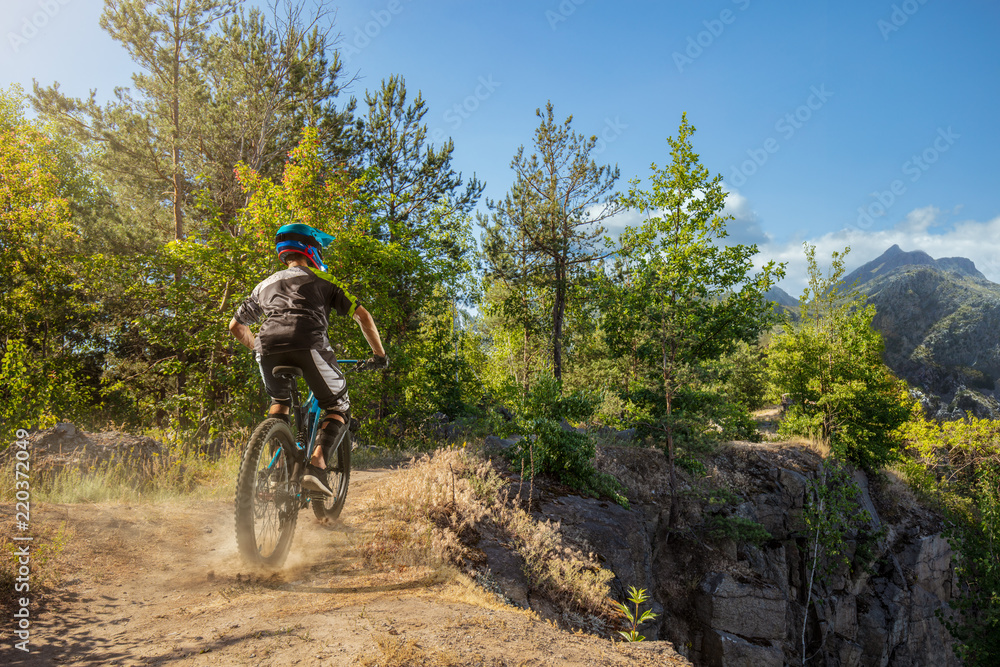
[{"x1": 843, "y1": 245, "x2": 986, "y2": 289}]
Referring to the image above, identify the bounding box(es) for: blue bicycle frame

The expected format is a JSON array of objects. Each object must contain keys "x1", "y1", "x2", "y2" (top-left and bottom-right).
[{"x1": 268, "y1": 359, "x2": 359, "y2": 478}]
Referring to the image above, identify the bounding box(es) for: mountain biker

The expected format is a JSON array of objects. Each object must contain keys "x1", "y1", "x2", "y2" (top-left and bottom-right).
[{"x1": 228, "y1": 223, "x2": 388, "y2": 498}]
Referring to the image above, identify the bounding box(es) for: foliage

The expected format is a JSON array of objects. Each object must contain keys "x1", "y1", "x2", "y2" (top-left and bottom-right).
[
  {"x1": 768, "y1": 245, "x2": 912, "y2": 470},
  {"x1": 701, "y1": 340, "x2": 770, "y2": 412},
  {"x1": 615, "y1": 586, "x2": 658, "y2": 642},
  {"x1": 523, "y1": 372, "x2": 598, "y2": 423},
  {"x1": 481, "y1": 101, "x2": 622, "y2": 382},
  {"x1": 602, "y1": 113, "x2": 783, "y2": 525},
  {"x1": 899, "y1": 415, "x2": 1000, "y2": 665},
  {"x1": 0, "y1": 87, "x2": 101, "y2": 438},
  {"x1": 505, "y1": 375, "x2": 626, "y2": 506},
  {"x1": 513, "y1": 420, "x2": 596, "y2": 490}
]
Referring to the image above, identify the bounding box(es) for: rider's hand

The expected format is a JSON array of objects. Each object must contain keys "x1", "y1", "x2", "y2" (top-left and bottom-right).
[{"x1": 356, "y1": 354, "x2": 388, "y2": 372}]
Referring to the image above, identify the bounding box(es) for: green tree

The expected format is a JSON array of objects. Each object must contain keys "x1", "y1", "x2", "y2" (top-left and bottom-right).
[
  {"x1": 768, "y1": 244, "x2": 911, "y2": 469},
  {"x1": 482, "y1": 101, "x2": 622, "y2": 383},
  {"x1": 603, "y1": 113, "x2": 783, "y2": 525},
  {"x1": 32, "y1": 0, "x2": 351, "y2": 237},
  {"x1": 0, "y1": 87, "x2": 97, "y2": 436},
  {"x1": 351, "y1": 75, "x2": 482, "y2": 420}
]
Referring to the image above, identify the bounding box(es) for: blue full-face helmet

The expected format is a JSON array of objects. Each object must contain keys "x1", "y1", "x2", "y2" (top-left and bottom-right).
[{"x1": 274, "y1": 223, "x2": 336, "y2": 272}]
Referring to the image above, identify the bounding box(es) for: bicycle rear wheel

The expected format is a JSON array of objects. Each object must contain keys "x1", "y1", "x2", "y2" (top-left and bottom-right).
[
  {"x1": 235, "y1": 418, "x2": 300, "y2": 567},
  {"x1": 311, "y1": 429, "x2": 351, "y2": 522}
]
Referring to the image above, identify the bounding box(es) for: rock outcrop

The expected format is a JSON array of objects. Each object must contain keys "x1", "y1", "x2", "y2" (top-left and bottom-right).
[{"x1": 534, "y1": 442, "x2": 959, "y2": 667}]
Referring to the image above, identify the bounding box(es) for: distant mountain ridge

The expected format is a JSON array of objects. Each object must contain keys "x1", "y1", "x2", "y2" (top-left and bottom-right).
[
  {"x1": 764, "y1": 286, "x2": 798, "y2": 308},
  {"x1": 841, "y1": 243, "x2": 987, "y2": 289},
  {"x1": 764, "y1": 244, "x2": 1000, "y2": 419}
]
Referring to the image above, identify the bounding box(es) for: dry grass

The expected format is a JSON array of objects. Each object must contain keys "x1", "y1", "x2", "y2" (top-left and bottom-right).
[
  {"x1": 493, "y1": 500, "x2": 615, "y2": 620},
  {"x1": 354, "y1": 632, "x2": 460, "y2": 667},
  {"x1": 352, "y1": 445, "x2": 617, "y2": 629},
  {"x1": 351, "y1": 446, "x2": 491, "y2": 570},
  {"x1": 0, "y1": 438, "x2": 243, "y2": 505},
  {"x1": 0, "y1": 518, "x2": 71, "y2": 610}
]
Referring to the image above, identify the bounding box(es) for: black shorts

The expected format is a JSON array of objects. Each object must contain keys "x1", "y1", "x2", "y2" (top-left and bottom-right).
[{"x1": 256, "y1": 347, "x2": 350, "y2": 415}]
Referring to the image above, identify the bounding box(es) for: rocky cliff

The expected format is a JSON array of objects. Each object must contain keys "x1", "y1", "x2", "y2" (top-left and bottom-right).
[{"x1": 506, "y1": 441, "x2": 959, "y2": 667}]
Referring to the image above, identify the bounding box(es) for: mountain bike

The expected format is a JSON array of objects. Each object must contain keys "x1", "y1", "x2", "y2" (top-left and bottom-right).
[{"x1": 234, "y1": 359, "x2": 363, "y2": 567}]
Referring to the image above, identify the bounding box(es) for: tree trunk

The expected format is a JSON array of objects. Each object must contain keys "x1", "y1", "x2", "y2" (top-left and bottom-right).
[
  {"x1": 171, "y1": 0, "x2": 184, "y2": 242},
  {"x1": 523, "y1": 326, "x2": 530, "y2": 399},
  {"x1": 665, "y1": 337, "x2": 679, "y2": 527},
  {"x1": 551, "y1": 262, "x2": 566, "y2": 381}
]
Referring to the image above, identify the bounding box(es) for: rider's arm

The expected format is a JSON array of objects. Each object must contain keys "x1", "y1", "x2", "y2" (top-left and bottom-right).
[
  {"x1": 352, "y1": 306, "x2": 386, "y2": 358},
  {"x1": 228, "y1": 317, "x2": 256, "y2": 350}
]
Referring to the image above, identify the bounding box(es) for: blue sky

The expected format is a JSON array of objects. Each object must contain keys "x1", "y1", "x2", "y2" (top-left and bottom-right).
[{"x1": 3, "y1": 0, "x2": 999, "y2": 291}]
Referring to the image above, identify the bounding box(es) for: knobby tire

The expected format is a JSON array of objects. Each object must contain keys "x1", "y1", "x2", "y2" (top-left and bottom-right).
[{"x1": 234, "y1": 418, "x2": 300, "y2": 567}]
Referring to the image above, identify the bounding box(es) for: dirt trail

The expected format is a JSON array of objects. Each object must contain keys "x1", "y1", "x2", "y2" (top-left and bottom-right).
[{"x1": 3, "y1": 470, "x2": 687, "y2": 666}]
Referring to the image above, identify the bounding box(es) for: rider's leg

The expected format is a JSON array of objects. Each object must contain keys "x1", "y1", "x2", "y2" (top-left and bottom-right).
[
  {"x1": 268, "y1": 401, "x2": 291, "y2": 422},
  {"x1": 258, "y1": 352, "x2": 293, "y2": 422},
  {"x1": 298, "y1": 346, "x2": 352, "y2": 468},
  {"x1": 311, "y1": 412, "x2": 346, "y2": 468}
]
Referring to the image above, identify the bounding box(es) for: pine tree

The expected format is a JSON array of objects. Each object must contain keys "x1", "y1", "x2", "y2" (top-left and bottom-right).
[
  {"x1": 483, "y1": 101, "x2": 622, "y2": 382},
  {"x1": 31, "y1": 0, "x2": 352, "y2": 237}
]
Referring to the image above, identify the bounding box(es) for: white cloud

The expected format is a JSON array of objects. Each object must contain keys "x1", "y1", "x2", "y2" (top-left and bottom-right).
[
  {"x1": 756, "y1": 205, "x2": 1000, "y2": 293},
  {"x1": 722, "y1": 188, "x2": 757, "y2": 223}
]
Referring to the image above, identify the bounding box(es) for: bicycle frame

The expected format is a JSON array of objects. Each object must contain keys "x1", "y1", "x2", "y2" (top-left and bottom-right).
[{"x1": 267, "y1": 360, "x2": 359, "y2": 506}]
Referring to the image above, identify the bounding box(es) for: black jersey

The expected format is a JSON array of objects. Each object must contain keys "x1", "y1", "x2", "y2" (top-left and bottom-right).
[{"x1": 234, "y1": 266, "x2": 358, "y2": 354}]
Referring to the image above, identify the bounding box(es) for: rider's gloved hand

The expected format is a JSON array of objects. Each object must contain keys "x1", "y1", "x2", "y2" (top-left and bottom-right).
[{"x1": 356, "y1": 354, "x2": 388, "y2": 372}]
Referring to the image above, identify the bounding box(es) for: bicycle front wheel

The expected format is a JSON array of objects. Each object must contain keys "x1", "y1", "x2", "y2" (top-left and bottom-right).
[
  {"x1": 235, "y1": 418, "x2": 300, "y2": 567},
  {"x1": 312, "y1": 428, "x2": 351, "y2": 522}
]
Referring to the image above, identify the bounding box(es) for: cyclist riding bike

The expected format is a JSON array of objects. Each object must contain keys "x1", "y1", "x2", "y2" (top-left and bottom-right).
[{"x1": 228, "y1": 223, "x2": 388, "y2": 500}]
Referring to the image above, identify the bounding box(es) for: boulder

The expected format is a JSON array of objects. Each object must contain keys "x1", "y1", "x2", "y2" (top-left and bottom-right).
[
  {"x1": 483, "y1": 435, "x2": 523, "y2": 452},
  {"x1": 614, "y1": 428, "x2": 637, "y2": 443}
]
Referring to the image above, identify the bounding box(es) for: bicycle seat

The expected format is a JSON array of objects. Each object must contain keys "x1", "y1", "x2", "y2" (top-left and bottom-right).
[{"x1": 272, "y1": 365, "x2": 304, "y2": 380}]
